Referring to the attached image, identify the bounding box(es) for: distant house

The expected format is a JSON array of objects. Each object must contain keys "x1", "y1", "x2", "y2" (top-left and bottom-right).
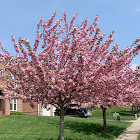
[{"x1": 0, "y1": 63, "x2": 56, "y2": 116}]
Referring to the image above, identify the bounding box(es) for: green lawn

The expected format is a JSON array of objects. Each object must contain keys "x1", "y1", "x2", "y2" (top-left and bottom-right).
[
  {"x1": 91, "y1": 106, "x2": 138, "y2": 120},
  {"x1": 138, "y1": 133, "x2": 140, "y2": 140},
  {"x1": 0, "y1": 115, "x2": 131, "y2": 140}
]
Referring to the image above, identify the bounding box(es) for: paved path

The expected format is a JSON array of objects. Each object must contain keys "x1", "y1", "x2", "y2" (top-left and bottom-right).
[{"x1": 116, "y1": 117, "x2": 140, "y2": 140}]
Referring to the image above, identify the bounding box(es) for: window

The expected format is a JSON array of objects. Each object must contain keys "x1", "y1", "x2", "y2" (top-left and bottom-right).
[{"x1": 10, "y1": 99, "x2": 17, "y2": 111}]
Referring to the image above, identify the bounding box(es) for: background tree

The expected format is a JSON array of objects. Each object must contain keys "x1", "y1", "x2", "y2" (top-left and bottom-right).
[
  {"x1": 129, "y1": 65, "x2": 140, "y2": 115},
  {"x1": 85, "y1": 42, "x2": 140, "y2": 131},
  {"x1": 0, "y1": 11, "x2": 140, "y2": 139}
]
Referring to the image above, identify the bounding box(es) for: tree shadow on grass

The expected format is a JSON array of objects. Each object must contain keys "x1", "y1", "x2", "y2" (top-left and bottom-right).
[
  {"x1": 111, "y1": 111, "x2": 133, "y2": 117},
  {"x1": 64, "y1": 120, "x2": 126, "y2": 140},
  {"x1": 119, "y1": 111, "x2": 133, "y2": 117},
  {"x1": 35, "y1": 121, "x2": 126, "y2": 140},
  {"x1": 36, "y1": 138, "x2": 56, "y2": 140}
]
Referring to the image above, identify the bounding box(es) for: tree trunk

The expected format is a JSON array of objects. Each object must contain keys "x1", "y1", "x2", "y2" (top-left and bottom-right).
[
  {"x1": 137, "y1": 106, "x2": 138, "y2": 112},
  {"x1": 134, "y1": 106, "x2": 137, "y2": 114},
  {"x1": 59, "y1": 107, "x2": 65, "y2": 140},
  {"x1": 102, "y1": 107, "x2": 107, "y2": 132},
  {"x1": 132, "y1": 105, "x2": 134, "y2": 115}
]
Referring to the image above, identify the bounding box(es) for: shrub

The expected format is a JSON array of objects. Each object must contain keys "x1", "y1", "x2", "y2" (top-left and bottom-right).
[{"x1": 10, "y1": 112, "x2": 27, "y2": 115}]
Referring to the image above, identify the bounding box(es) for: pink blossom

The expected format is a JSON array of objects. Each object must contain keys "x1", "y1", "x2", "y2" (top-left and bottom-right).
[
  {"x1": 11, "y1": 36, "x2": 15, "y2": 42},
  {"x1": 14, "y1": 43, "x2": 19, "y2": 53}
]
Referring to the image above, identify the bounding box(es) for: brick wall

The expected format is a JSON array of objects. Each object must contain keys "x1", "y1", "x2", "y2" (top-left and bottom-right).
[
  {"x1": 50, "y1": 104, "x2": 54, "y2": 116},
  {"x1": 23, "y1": 101, "x2": 42, "y2": 115},
  {"x1": 4, "y1": 99, "x2": 10, "y2": 115},
  {"x1": 17, "y1": 99, "x2": 23, "y2": 112}
]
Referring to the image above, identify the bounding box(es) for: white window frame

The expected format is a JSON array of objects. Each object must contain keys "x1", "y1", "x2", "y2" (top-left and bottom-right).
[{"x1": 10, "y1": 99, "x2": 17, "y2": 111}]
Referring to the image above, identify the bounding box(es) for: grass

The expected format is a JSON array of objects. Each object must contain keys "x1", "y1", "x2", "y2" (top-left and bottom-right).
[
  {"x1": 0, "y1": 115, "x2": 131, "y2": 140},
  {"x1": 91, "y1": 106, "x2": 138, "y2": 120},
  {"x1": 138, "y1": 133, "x2": 140, "y2": 140}
]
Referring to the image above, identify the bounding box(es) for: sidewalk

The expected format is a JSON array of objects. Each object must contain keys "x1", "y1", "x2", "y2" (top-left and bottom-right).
[{"x1": 115, "y1": 117, "x2": 140, "y2": 140}]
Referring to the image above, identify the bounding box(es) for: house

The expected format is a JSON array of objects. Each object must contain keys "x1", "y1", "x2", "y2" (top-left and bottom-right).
[{"x1": 0, "y1": 63, "x2": 56, "y2": 116}]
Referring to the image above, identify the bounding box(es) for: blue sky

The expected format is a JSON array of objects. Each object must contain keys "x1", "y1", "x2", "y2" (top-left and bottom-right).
[{"x1": 0, "y1": 0, "x2": 140, "y2": 68}]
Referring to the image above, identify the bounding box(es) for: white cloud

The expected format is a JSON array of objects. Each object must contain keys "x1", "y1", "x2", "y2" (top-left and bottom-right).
[{"x1": 130, "y1": 64, "x2": 139, "y2": 70}]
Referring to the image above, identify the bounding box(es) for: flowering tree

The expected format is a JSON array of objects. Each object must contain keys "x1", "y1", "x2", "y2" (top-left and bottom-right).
[
  {"x1": 90, "y1": 66, "x2": 140, "y2": 131},
  {"x1": 127, "y1": 66, "x2": 140, "y2": 114},
  {"x1": 83, "y1": 41, "x2": 140, "y2": 131},
  {"x1": 0, "y1": 11, "x2": 140, "y2": 139}
]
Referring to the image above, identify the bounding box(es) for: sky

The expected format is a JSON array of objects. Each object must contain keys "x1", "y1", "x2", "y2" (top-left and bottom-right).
[{"x1": 0, "y1": 0, "x2": 140, "y2": 69}]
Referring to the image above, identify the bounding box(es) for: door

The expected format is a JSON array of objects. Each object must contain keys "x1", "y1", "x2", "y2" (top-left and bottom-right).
[
  {"x1": 42, "y1": 104, "x2": 56, "y2": 116},
  {"x1": 42, "y1": 104, "x2": 50, "y2": 116}
]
